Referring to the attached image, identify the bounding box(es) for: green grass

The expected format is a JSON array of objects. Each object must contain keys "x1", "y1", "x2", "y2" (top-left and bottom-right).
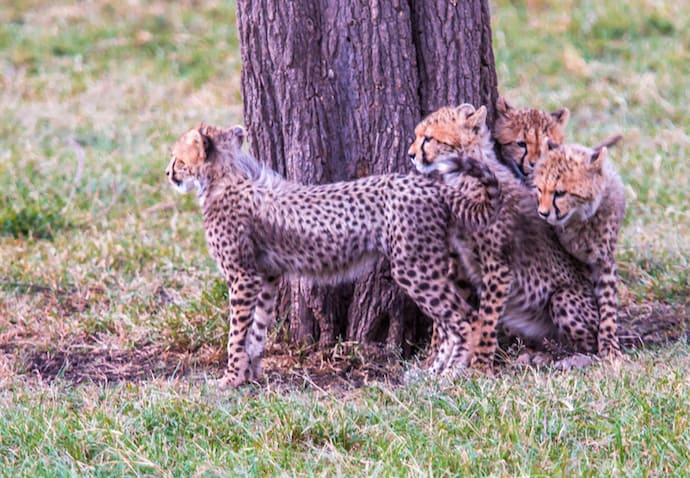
[
  {"x1": 1, "y1": 346, "x2": 689, "y2": 475},
  {"x1": 0, "y1": 0, "x2": 688, "y2": 475}
]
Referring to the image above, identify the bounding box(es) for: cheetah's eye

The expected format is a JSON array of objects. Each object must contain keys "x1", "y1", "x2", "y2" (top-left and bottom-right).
[
  {"x1": 516, "y1": 141, "x2": 527, "y2": 149},
  {"x1": 554, "y1": 190, "x2": 566, "y2": 198}
]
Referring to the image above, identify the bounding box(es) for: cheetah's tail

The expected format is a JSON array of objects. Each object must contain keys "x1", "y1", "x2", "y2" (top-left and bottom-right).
[
  {"x1": 441, "y1": 153, "x2": 502, "y2": 230},
  {"x1": 593, "y1": 134, "x2": 623, "y2": 152}
]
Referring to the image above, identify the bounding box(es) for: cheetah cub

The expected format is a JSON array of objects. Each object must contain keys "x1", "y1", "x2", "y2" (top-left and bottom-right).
[
  {"x1": 409, "y1": 104, "x2": 602, "y2": 370},
  {"x1": 166, "y1": 123, "x2": 501, "y2": 387},
  {"x1": 533, "y1": 138, "x2": 626, "y2": 358},
  {"x1": 493, "y1": 96, "x2": 569, "y2": 177}
]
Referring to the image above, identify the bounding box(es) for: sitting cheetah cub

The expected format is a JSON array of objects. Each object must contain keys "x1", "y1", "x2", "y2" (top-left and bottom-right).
[
  {"x1": 409, "y1": 104, "x2": 602, "y2": 370},
  {"x1": 533, "y1": 138, "x2": 626, "y2": 358},
  {"x1": 166, "y1": 123, "x2": 501, "y2": 387}
]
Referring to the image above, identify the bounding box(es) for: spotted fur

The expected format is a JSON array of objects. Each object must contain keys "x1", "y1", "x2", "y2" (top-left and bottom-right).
[
  {"x1": 408, "y1": 104, "x2": 601, "y2": 370},
  {"x1": 166, "y1": 123, "x2": 501, "y2": 386},
  {"x1": 494, "y1": 96, "x2": 569, "y2": 177},
  {"x1": 533, "y1": 140, "x2": 626, "y2": 358}
]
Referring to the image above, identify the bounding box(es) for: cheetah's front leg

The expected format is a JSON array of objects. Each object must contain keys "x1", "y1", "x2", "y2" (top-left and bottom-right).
[
  {"x1": 549, "y1": 284, "x2": 598, "y2": 354},
  {"x1": 471, "y1": 262, "x2": 512, "y2": 371},
  {"x1": 217, "y1": 271, "x2": 262, "y2": 389},
  {"x1": 594, "y1": 260, "x2": 622, "y2": 358}
]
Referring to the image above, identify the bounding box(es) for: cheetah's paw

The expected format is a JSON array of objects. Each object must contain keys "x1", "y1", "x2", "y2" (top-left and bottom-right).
[{"x1": 553, "y1": 353, "x2": 599, "y2": 370}]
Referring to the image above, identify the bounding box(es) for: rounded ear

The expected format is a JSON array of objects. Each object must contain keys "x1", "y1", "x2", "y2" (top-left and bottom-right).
[
  {"x1": 590, "y1": 146, "x2": 607, "y2": 167},
  {"x1": 551, "y1": 107, "x2": 570, "y2": 127},
  {"x1": 496, "y1": 96, "x2": 513, "y2": 116},
  {"x1": 196, "y1": 123, "x2": 214, "y2": 152},
  {"x1": 468, "y1": 105, "x2": 487, "y2": 129},
  {"x1": 185, "y1": 129, "x2": 207, "y2": 163},
  {"x1": 230, "y1": 125, "x2": 246, "y2": 148},
  {"x1": 173, "y1": 129, "x2": 207, "y2": 166},
  {"x1": 454, "y1": 103, "x2": 476, "y2": 117}
]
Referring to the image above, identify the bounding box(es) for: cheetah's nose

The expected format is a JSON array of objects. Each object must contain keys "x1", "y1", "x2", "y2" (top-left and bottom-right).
[
  {"x1": 408, "y1": 154, "x2": 416, "y2": 163},
  {"x1": 538, "y1": 209, "x2": 549, "y2": 219},
  {"x1": 166, "y1": 170, "x2": 170, "y2": 176}
]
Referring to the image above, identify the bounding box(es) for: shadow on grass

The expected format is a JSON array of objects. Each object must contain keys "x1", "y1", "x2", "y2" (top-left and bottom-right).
[
  {"x1": 1, "y1": 289, "x2": 688, "y2": 390},
  {"x1": 5, "y1": 343, "x2": 200, "y2": 384}
]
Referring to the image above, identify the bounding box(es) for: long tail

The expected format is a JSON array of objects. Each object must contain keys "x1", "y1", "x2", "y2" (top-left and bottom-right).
[
  {"x1": 594, "y1": 134, "x2": 623, "y2": 151},
  {"x1": 440, "y1": 153, "x2": 502, "y2": 230}
]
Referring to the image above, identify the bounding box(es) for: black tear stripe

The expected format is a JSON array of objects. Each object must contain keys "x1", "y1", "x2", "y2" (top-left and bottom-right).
[
  {"x1": 553, "y1": 196, "x2": 562, "y2": 220},
  {"x1": 497, "y1": 143, "x2": 526, "y2": 183},
  {"x1": 518, "y1": 148, "x2": 528, "y2": 172}
]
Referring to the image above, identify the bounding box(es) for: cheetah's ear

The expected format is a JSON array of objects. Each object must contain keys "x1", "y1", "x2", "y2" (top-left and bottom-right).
[
  {"x1": 551, "y1": 107, "x2": 570, "y2": 127},
  {"x1": 590, "y1": 146, "x2": 607, "y2": 169},
  {"x1": 496, "y1": 97, "x2": 513, "y2": 117},
  {"x1": 183, "y1": 128, "x2": 208, "y2": 164},
  {"x1": 228, "y1": 124, "x2": 246, "y2": 148},
  {"x1": 196, "y1": 123, "x2": 214, "y2": 155},
  {"x1": 467, "y1": 105, "x2": 487, "y2": 130}
]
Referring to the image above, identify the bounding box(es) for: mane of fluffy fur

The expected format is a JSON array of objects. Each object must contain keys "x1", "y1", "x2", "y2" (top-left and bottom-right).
[
  {"x1": 203, "y1": 125, "x2": 282, "y2": 185},
  {"x1": 196, "y1": 126, "x2": 289, "y2": 207}
]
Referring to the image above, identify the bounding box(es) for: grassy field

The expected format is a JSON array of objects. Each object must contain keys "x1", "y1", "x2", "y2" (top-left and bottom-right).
[{"x1": 0, "y1": 0, "x2": 688, "y2": 475}]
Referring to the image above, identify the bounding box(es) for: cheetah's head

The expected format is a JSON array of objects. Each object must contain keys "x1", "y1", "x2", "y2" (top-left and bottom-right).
[
  {"x1": 166, "y1": 124, "x2": 245, "y2": 193},
  {"x1": 407, "y1": 104, "x2": 489, "y2": 174},
  {"x1": 532, "y1": 140, "x2": 608, "y2": 226},
  {"x1": 494, "y1": 96, "x2": 569, "y2": 177}
]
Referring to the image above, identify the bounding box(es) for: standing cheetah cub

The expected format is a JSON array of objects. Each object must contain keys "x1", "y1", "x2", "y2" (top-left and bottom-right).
[
  {"x1": 166, "y1": 123, "x2": 500, "y2": 387},
  {"x1": 533, "y1": 138, "x2": 626, "y2": 358},
  {"x1": 408, "y1": 104, "x2": 602, "y2": 370}
]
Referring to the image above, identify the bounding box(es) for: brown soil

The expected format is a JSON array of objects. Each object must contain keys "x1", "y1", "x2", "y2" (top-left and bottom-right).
[{"x1": 1, "y1": 301, "x2": 687, "y2": 390}]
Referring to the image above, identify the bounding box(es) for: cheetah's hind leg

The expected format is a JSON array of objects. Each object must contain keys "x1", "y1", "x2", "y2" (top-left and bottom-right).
[{"x1": 245, "y1": 276, "x2": 279, "y2": 381}]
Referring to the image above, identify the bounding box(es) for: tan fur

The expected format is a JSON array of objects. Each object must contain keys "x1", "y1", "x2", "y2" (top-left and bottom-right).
[
  {"x1": 494, "y1": 97, "x2": 569, "y2": 176},
  {"x1": 533, "y1": 141, "x2": 626, "y2": 357},
  {"x1": 168, "y1": 123, "x2": 502, "y2": 386},
  {"x1": 408, "y1": 104, "x2": 601, "y2": 370}
]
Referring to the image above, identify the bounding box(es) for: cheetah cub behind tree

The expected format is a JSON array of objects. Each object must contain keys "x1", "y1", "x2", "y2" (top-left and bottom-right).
[
  {"x1": 533, "y1": 138, "x2": 626, "y2": 358},
  {"x1": 493, "y1": 96, "x2": 570, "y2": 177},
  {"x1": 166, "y1": 123, "x2": 501, "y2": 387},
  {"x1": 409, "y1": 104, "x2": 602, "y2": 370}
]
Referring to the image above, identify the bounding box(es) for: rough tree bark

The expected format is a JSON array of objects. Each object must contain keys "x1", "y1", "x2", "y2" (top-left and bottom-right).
[{"x1": 236, "y1": 0, "x2": 498, "y2": 355}]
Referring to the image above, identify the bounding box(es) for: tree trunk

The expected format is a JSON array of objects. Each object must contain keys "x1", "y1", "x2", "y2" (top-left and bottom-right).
[{"x1": 236, "y1": 0, "x2": 498, "y2": 354}]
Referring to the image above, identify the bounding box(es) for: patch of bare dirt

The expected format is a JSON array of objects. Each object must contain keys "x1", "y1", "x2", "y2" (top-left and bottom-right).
[
  {"x1": 259, "y1": 342, "x2": 404, "y2": 392},
  {"x1": 4, "y1": 343, "x2": 196, "y2": 384},
  {"x1": 617, "y1": 302, "x2": 689, "y2": 348}
]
